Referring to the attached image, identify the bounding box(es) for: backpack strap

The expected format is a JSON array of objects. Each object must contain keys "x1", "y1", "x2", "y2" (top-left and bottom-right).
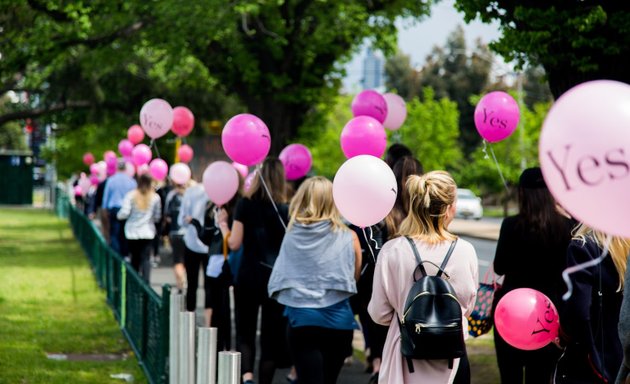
[
  {"x1": 436, "y1": 238, "x2": 458, "y2": 278},
  {"x1": 405, "y1": 236, "x2": 427, "y2": 278}
]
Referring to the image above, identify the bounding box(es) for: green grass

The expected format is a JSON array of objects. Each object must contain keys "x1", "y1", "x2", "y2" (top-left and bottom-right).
[
  {"x1": 483, "y1": 206, "x2": 517, "y2": 218},
  {"x1": 468, "y1": 333, "x2": 500, "y2": 384},
  {"x1": 0, "y1": 208, "x2": 147, "y2": 384}
]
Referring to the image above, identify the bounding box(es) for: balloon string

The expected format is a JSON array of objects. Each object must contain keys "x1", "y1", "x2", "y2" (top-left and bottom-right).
[
  {"x1": 368, "y1": 226, "x2": 381, "y2": 251},
  {"x1": 361, "y1": 227, "x2": 376, "y2": 264},
  {"x1": 150, "y1": 139, "x2": 161, "y2": 159},
  {"x1": 561, "y1": 234, "x2": 612, "y2": 301},
  {"x1": 256, "y1": 164, "x2": 287, "y2": 231},
  {"x1": 483, "y1": 140, "x2": 508, "y2": 193}
]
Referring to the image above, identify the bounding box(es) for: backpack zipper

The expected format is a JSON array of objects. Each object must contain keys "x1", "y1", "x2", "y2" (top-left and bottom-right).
[
  {"x1": 414, "y1": 322, "x2": 460, "y2": 333},
  {"x1": 401, "y1": 293, "x2": 461, "y2": 324}
]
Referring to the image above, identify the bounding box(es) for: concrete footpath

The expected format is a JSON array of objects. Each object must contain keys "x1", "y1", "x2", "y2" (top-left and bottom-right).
[{"x1": 149, "y1": 218, "x2": 501, "y2": 383}]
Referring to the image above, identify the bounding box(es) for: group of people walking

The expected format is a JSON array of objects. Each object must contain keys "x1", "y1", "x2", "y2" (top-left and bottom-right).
[{"x1": 80, "y1": 144, "x2": 630, "y2": 384}]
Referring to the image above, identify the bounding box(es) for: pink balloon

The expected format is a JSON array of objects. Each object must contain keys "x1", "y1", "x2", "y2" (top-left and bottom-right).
[
  {"x1": 149, "y1": 159, "x2": 168, "y2": 181},
  {"x1": 178, "y1": 144, "x2": 194, "y2": 163},
  {"x1": 106, "y1": 162, "x2": 116, "y2": 176},
  {"x1": 131, "y1": 144, "x2": 152, "y2": 166},
  {"x1": 139, "y1": 98, "x2": 174, "y2": 139},
  {"x1": 83, "y1": 153, "x2": 95, "y2": 166},
  {"x1": 89, "y1": 163, "x2": 99, "y2": 175},
  {"x1": 96, "y1": 161, "x2": 107, "y2": 180},
  {"x1": 221, "y1": 114, "x2": 271, "y2": 166},
  {"x1": 118, "y1": 139, "x2": 134, "y2": 157},
  {"x1": 125, "y1": 162, "x2": 136, "y2": 178},
  {"x1": 169, "y1": 163, "x2": 191, "y2": 185},
  {"x1": 244, "y1": 172, "x2": 256, "y2": 193},
  {"x1": 340, "y1": 116, "x2": 387, "y2": 159},
  {"x1": 202, "y1": 161, "x2": 239, "y2": 206},
  {"x1": 332, "y1": 155, "x2": 397, "y2": 227},
  {"x1": 474, "y1": 91, "x2": 520, "y2": 143},
  {"x1": 104, "y1": 150, "x2": 117, "y2": 162},
  {"x1": 74, "y1": 185, "x2": 83, "y2": 197},
  {"x1": 137, "y1": 163, "x2": 150, "y2": 176},
  {"x1": 540, "y1": 80, "x2": 630, "y2": 237},
  {"x1": 494, "y1": 288, "x2": 559, "y2": 350},
  {"x1": 279, "y1": 144, "x2": 312, "y2": 180},
  {"x1": 171, "y1": 106, "x2": 195, "y2": 137},
  {"x1": 78, "y1": 175, "x2": 91, "y2": 196},
  {"x1": 231, "y1": 162, "x2": 249, "y2": 179},
  {"x1": 351, "y1": 90, "x2": 388, "y2": 123},
  {"x1": 382, "y1": 93, "x2": 407, "y2": 130},
  {"x1": 127, "y1": 124, "x2": 145, "y2": 144},
  {"x1": 89, "y1": 175, "x2": 99, "y2": 186}
]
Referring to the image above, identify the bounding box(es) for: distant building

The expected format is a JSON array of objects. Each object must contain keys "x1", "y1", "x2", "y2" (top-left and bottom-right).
[{"x1": 361, "y1": 48, "x2": 384, "y2": 90}]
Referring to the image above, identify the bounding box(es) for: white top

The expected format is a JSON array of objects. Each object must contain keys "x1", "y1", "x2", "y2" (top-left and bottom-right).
[
  {"x1": 117, "y1": 191, "x2": 161, "y2": 240},
  {"x1": 178, "y1": 184, "x2": 209, "y2": 254}
]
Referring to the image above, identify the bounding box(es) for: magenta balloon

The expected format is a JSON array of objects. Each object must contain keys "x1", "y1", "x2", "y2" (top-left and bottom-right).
[
  {"x1": 118, "y1": 139, "x2": 134, "y2": 157},
  {"x1": 221, "y1": 113, "x2": 271, "y2": 166},
  {"x1": 131, "y1": 144, "x2": 152, "y2": 166},
  {"x1": 169, "y1": 163, "x2": 191, "y2": 185},
  {"x1": 231, "y1": 162, "x2": 249, "y2": 179},
  {"x1": 89, "y1": 174, "x2": 99, "y2": 186},
  {"x1": 149, "y1": 159, "x2": 168, "y2": 181},
  {"x1": 203, "y1": 161, "x2": 240, "y2": 206},
  {"x1": 83, "y1": 153, "x2": 95, "y2": 166},
  {"x1": 494, "y1": 288, "x2": 559, "y2": 350},
  {"x1": 74, "y1": 185, "x2": 83, "y2": 197},
  {"x1": 279, "y1": 144, "x2": 312, "y2": 180},
  {"x1": 382, "y1": 93, "x2": 407, "y2": 131},
  {"x1": 351, "y1": 90, "x2": 388, "y2": 123},
  {"x1": 178, "y1": 144, "x2": 194, "y2": 163},
  {"x1": 332, "y1": 155, "x2": 397, "y2": 227},
  {"x1": 171, "y1": 106, "x2": 195, "y2": 137},
  {"x1": 104, "y1": 150, "x2": 117, "y2": 162},
  {"x1": 540, "y1": 80, "x2": 630, "y2": 237},
  {"x1": 474, "y1": 91, "x2": 520, "y2": 143},
  {"x1": 139, "y1": 98, "x2": 174, "y2": 139},
  {"x1": 127, "y1": 124, "x2": 145, "y2": 144},
  {"x1": 340, "y1": 116, "x2": 387, "y2": 159}
]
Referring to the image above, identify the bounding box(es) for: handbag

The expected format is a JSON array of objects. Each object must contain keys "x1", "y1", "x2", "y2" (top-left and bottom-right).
[{"x1": 467, "y1": 267, "x2": 501, "y2": 337}]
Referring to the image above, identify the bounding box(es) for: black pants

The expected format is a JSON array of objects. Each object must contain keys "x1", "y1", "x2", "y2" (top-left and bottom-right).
[
  {"x1": 234, "y1": 285, "x2": 289, "y2": 384},
  {"x1": 183, "y1": 247, "x2": 211, "y2": 312},
  {"x1": 287, "y1": 326, "x2": 353, "y2": 384},
  {"x1": 108, "y1": 208, "x2": 128, "y2": 256},
  {"x1": 128, "y1": 239, "x2": 152, "y2": 283},
  {"x1": 494, "y1": 327, "x2": 560, "y2": 384}
]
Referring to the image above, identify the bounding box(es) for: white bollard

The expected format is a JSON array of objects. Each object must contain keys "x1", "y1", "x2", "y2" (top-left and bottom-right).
[
  {"x1": 196, "y1": 327, "x2": 218, "y2": 384},
  {"x1": 179, "y1": 311, "x2": 196, "y2": 384},
  {"x1": 169, "y1": 293, "x2": 184, "y2": 384},
  {"x1": 217, "y1": 351, "x2": 241, "y2": 384}
]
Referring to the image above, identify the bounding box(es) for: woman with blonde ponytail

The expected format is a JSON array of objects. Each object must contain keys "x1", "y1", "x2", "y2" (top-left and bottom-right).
[
  {"x1": 368, "y1": 171, "x2": 479, "y2": 383},
  {"x1": 117, "y1": 174, "x2": 162, "y2": 282},
  {"x1": 556, "y1": 224, "x2": 629, "y2": 383}
]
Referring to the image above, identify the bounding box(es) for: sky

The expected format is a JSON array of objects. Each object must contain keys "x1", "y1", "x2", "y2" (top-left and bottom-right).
[{"x1": 343, "y1": 0, "x2": 505, "y2": 91}]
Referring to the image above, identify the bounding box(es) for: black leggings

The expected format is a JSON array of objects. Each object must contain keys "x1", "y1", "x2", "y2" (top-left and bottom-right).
[
  {"x1": 183, "y1": 247, "x2": 211, "y2": 312},
  {"x1": 287, "y1": 326, "x2": 353, "y2": 384},
  {"x1": 234, "y1": 285, "x2": 289, "y2": 384},
  {"x1": 128, "y1": 239, "x2": 152, "y2": 283}
]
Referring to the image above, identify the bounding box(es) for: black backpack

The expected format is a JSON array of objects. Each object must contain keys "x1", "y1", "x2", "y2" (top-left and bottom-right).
[{"x1": 398, "y1": 236, "x2": 465, "y2": 373}]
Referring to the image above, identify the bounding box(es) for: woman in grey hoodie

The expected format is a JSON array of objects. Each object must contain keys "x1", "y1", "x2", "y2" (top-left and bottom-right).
[{"x1": 268, "y1": 176, "x2": 362, "y2": 384}]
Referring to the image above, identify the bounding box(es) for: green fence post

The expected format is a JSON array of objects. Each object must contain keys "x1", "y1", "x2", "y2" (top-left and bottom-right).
[
  {"x1": 161, "y1": 285, "x2": 171, "y2": 384},
  {"x1": 121, "y1": 264, "x2": 126, "y2": 329}
]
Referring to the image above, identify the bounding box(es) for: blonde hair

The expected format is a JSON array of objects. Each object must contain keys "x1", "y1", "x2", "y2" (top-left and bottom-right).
[
  {"x1": 288, "y1": 176, "x2": 347, "y2": 231},
  {"x1": 398, "y1": 171, "x2": 457, "y2": 244},
  {"x1": 573, "y1": 223, "x2": 630, "y2": 291},
  {"x1": 133, "y1": 174, "x2": 154, "y2": 211}
]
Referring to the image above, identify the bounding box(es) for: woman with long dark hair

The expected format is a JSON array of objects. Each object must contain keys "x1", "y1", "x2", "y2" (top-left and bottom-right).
[
  {"x1": 492, "y1": 167, "x2": 576, "y2": 383},
  {"x1": 218, "y1": 157, "x2": 289, "y2": 384}
]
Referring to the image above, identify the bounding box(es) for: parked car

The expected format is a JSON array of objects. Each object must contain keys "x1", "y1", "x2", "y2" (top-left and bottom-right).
[{"x1": 456, "y1": 188, "x2": 483, "y2": 220}]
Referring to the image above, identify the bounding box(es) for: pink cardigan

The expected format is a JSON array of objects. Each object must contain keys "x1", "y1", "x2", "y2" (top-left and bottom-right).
[{"x1": 368, "y1": 236, "x2": 479, "y2": 384}]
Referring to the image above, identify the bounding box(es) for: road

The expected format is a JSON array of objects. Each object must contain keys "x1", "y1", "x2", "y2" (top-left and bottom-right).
[{"x1": 461, "y1": 235, "x2": 497, "y2": 282}]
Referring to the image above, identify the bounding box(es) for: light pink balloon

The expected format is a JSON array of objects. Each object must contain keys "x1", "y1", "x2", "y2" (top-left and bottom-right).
[
  {"x1": 131, "y1": 144, "x2": 152, "y2": 166},
  {"x1": 169, "y1": 163, "x2": 191, "y2": 185},
  {"x1": 149, "y1": 159, "x2": 168, "y2": 181},
  {"x1": 231, "y1": 162, "x2": 249, "y2": 179},
  {"x1": 340, "y1": 116, "x2": 387, "y2": 159},
  {"x1": 137, "y1": 163, "x2": 150, "y2": 176},
  {"x1": 74, "y1": 185, "x2": 83, "y2": 197},
  {"x1": 279, "y1": 144, "x2": 312, "y2": 180},
  {"x1": 332, "y1": 155, "x2": 397, "y2": 227},
  {"x1": 178, "y1": 144, "x2": 194, "y2": 163},
  {"x1": 96, "y1": 161, "x2": 107, "y2": 180},
  {"x1": 474, "y1": 91, "x2": 520, "y2": 143},
  {"x1": 382, "y1": 93, "x2": 407, "y2": 130},
  {"x1": 221, "y1": 113, "x2": 271, "y2": 166},
  {"x1": 78, "y1": 175, "x2": 91, "y2": 196},
  {"x1": 244, "y1": 171, "x2": 256, "y2": 193},
  {"x1": 540, "y1": 80, "x2": 630, "y2": 237},
  {"x1": 118, "y1": 139, "x2": 134, "y2": 157},
  {"x1": 351, "y1": 90, "x2": 388, "y2": 123},
  {"x1": 128, "y1": 124, "x2": 145, "y2": 144},
  {"x1": 125, "y1": 162, "x2": 136, "y2": 178},
  {"x1": 171, "y1": 107, "x2": 195, "y2": 137},
  {"x1": 83, "y1": 153, "x2": 95, "y2": 166},
  {"x1": 89, "y1": 163, "x2": 99, "y2": 175},
  {"x1": 202, "y1": 161, "x2": 240, "y2": 206},
  {"x1": 494, "y1": 288, "x2": 559, "y2": 350},
  {"x1": 104, "y1": 150, "x2": 117, "y2": 162},
  {"x1": 139, "y1": 98, "x2": 174, "y2": 139}
]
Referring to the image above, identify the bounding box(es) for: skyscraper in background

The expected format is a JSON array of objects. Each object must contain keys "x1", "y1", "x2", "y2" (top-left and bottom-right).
[{"x1": 361, "y1": 48, "x2": 384, "y2": 90}]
